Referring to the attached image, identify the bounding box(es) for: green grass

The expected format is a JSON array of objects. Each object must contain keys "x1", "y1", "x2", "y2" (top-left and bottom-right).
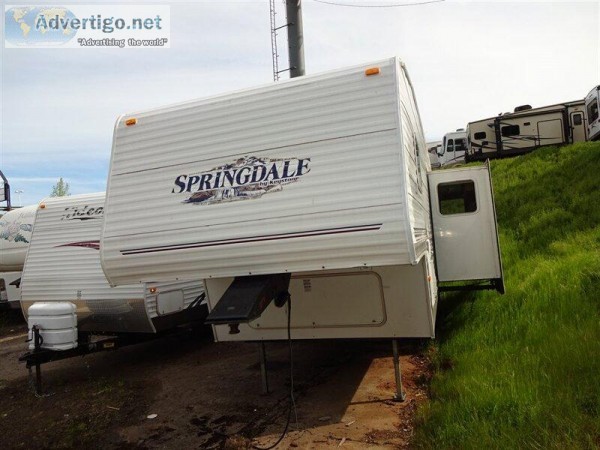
[{"x1": 415, "y1": 142, "x2": 600, "y2": 449}]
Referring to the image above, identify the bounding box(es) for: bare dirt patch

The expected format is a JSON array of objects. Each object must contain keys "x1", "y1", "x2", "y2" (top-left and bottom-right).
[
  {"x1": 0, "y1": 309, "x2": 27, "y2": 339},
  {"x1": 0, "y1": 330, "x2": 431, "y2": 449}
]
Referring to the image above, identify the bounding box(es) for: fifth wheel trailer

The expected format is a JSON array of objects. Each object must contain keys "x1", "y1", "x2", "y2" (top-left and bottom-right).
[
  {"x1": 20, "y1": 192, "x2": 206, "y2": 335},
  {"x1": 466, "y1": 99, "x2": 588, "y2": 161},
  {"x1": 0, "y1": 204, "x2": 36, "y2": 308},
  {"x1": 586, "y1": 85, "x2": 600, "y2": 141},
  {"x1": 100, "y1": 58, "x2": 504, "y2": 393}
]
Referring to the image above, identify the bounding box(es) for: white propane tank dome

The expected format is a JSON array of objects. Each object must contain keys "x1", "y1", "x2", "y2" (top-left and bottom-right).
[{"x1": 27, "y1": 302, "x2": 78, "y2": 351}]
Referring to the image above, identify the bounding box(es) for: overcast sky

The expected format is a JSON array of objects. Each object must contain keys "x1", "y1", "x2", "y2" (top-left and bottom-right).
[{"x1": 1, "y1": 0, "x2": 599, "y2": 206}]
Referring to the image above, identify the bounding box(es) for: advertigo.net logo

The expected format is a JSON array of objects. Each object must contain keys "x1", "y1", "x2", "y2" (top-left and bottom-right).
[
  {"x1": 36, "y1": 13, "x2": 164, "y2": 33},
  {"x1": 5, "y1": 5, "x2": 170, "y2": 48}
]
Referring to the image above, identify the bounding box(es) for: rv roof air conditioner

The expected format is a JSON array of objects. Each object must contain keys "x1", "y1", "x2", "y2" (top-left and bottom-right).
[{"x1": 514, "y1": 104, "x2": 532, "y2": 112}]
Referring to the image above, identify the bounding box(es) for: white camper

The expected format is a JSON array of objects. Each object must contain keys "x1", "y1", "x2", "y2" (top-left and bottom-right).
[
  {"x1": 585, "y1": 85, "x2": 600, "y2": 141},
  {"x1": 101, "y1": 57, "x2": 504, "y2": 354},
  {"x1": 466, "y1": 99, "x2": 588, "y2": 161},
  {"x1": 21, "y1": 193, "x2": 205, "y2": 334},
  {"x1": 0, "y1": 205, "x2": 36, "y2": 308},
  {"x1": 436, "y1": 130, "x2": 467, "y2": 167}
]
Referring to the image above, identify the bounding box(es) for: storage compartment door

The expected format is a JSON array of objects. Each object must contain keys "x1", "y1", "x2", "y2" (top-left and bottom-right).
[
  {"x1": 536, "y1": 118, "x2": 565, "y2": 146},
  {"x1": 428, "y1": 165, "x2": 504, "y2": 291},
  {"x1": 157, "y1": 289, "x2": 185, "y2": 315}
]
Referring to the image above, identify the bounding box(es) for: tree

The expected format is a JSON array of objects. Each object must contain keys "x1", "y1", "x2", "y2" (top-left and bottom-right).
[{"x1": 50, "y1": 178, "x2": 70, "y2": 197}]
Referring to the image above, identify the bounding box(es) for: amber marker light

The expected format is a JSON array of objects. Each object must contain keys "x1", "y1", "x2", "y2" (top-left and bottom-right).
[
  {"x1": 149, "y1": 287, "x2": 157, "y2": 294},
  {"x1": 365, "y1": 67, "x2": 380, "y2": 76},
  {"x1": 125, "y1": 118, "x2": 137, "y2": 126},
  {"x1": 39, "y1": 204, "x2": 46, "y2": 209}
]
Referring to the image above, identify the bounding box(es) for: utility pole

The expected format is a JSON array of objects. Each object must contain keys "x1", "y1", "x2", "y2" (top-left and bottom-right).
[{"x1": 285, "y1": 0, "x2": 305, "y2": 78}]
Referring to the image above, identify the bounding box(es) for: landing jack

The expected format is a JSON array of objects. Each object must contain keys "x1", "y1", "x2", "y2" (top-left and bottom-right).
[
  {"x1": 255, "y1": 339, "x2": 406, "y2": 402},
  {"x1": 392, "y1": 339, "x2": 406, "y2": 402},
  {"x1": 259, "y1": 341, "x2": 269, "y2": 395}
]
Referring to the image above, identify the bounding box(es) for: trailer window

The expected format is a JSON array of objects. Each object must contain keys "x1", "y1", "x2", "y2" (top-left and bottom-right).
[
  {"x1": 572, "y1": 113, "x2": 583, "y2": 126},
  {"x1": 455, "y1": 138, "x2": 467, "y2": 151},
  {"x1": 474, "y1": 131, "x2": 486, "y2": 140},
  {"x1": 501, "y1": 125, "x2": 520, "y2": 137},
  {"x1": 438, "y1": 181, "x2": 477, "y2": 215},
  {"x1": 586, "y1": 100, "x2": 598, "y2": 123}
]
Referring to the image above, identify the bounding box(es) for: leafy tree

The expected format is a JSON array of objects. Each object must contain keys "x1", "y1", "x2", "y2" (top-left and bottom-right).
[{"x1": 50, "y1": 178, "x2": 70, "y2": 197}]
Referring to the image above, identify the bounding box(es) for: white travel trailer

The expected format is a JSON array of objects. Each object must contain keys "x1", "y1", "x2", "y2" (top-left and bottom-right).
[
  {"x1": 466, "y1": 99, "x2": 588, "y2": 161},
  {"x1": 436, "y1": 130, "x2": 467, "y2": 167},
  {"x1": 0, "y1": 205, "x2": 36, "y2": 308},
  {"x1": 585, "y1": 85, "x2": 600, "y2": 141},
  {"x1": 21, "y1": 193, "x2": 206, "y2": 335},
  {"x1": 100, "y1": 58, "x2": 504, "y2": 395}
]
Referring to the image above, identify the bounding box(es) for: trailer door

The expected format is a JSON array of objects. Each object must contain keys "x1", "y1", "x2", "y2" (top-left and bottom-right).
[
  {"x1": 428, "y1": 165, "x2": 504, "y2": 292},
  {"x1": 569, "y1": 111, "x2": 587, "y2": 142}
]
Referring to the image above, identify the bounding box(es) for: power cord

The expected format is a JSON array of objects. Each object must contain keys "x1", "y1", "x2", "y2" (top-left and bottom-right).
[
  {"x1": 253, "y1": 293, "x2": 296, "y2": 450},
  {"x1": 187, "y1": 292, "x2": 206, "y2": 309}
]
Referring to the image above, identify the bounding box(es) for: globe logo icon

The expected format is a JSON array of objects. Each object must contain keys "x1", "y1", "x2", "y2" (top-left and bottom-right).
[{"x1": 5, "y1": 6, "x2": 78, "y2": 46}]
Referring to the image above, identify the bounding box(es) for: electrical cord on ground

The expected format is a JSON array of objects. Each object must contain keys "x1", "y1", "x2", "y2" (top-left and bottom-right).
[{"x1": 253, "y1": 293, "x2": 296, "y2": 450}]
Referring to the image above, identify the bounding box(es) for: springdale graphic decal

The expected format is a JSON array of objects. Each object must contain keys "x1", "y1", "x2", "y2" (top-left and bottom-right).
[{"x1": 172, "y1": 156, "x2": 311, "y2": 205}]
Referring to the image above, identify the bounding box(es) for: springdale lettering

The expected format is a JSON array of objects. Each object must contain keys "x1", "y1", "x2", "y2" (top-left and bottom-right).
[{"x1": 172, "y1": 156, "x2": 311, "y2": 205}]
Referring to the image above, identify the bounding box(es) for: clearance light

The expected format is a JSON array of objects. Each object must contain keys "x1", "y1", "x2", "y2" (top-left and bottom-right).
[
  {"x1": 125, "y1": 118, "x2": 137, "y2": 126},
  {"x1": 149, "y1": 287, "x2": 157, "y2": 294},
  {"x1": 39, "y1": 204, "x2": 46, "y2": 209},
  {"x1": 365, "y1": 67, "x2": 380, "y2": 76}
]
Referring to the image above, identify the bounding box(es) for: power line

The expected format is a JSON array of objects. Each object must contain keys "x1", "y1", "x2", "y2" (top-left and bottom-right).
[{"x1": 313, "y1": 0, "x2": 444, "y2": 7}]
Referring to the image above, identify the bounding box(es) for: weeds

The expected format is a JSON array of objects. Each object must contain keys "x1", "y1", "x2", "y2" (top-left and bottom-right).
[{"x1": 415, "y1": 143, "x2": 600, "y2": 449}]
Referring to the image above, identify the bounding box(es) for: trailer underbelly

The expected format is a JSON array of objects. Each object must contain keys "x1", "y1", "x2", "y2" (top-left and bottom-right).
[{"x1": 207, "y1": 259, "x2": 436, "y2": 341}]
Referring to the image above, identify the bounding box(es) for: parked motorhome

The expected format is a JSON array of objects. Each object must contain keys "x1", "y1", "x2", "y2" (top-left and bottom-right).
[
  {"x1": 0, "y1": 205, "x2": 36, "y2": 308},
  {"x1": 436, "y1": 129, "x2": 467, "y2": 167},
  {"x1": 100, "y1": 58, "x2": 504, "y2": 394},
  {"x1": 585, "y1": 85, "x2": 600, "y2": 141},
  {"x1": 20, "y1": 193, "x2": 206, "y2": 335},
  {"x1": 466, "y1": 99, "x2": 588, "y2": 161}
]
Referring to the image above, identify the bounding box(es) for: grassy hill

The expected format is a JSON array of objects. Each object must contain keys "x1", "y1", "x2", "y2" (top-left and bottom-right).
[{"x1": 415, "y1": 142, "x2": 600, "y2": 449}]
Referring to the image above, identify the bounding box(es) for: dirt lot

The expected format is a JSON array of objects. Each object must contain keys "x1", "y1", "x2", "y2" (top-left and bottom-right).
[{"x1": 0, "y1": 311, "x2": 431, "y2": 449}]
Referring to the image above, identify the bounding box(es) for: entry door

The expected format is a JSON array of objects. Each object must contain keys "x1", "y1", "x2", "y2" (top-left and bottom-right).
[
  {"x1": 428, "y1": 165, "x2": 504, "y2": 291},
  {"x1": 570, "y1": 112, "x2": 587, "y2": 142}
]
